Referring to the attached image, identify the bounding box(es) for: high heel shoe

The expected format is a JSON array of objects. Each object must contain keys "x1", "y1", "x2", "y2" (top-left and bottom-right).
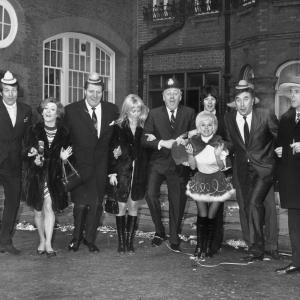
[
  {"x1": 36, "y1": 249, "x2": 46, "y2": 255},
  {"x1": 46, "y1": 250, "x2": 57, "y2": 258}
]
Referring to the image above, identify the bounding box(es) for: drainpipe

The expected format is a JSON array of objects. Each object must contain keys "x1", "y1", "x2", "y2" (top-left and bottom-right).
[{"x1": 138, "y1": 3, "x2": 186, "y2": 98}]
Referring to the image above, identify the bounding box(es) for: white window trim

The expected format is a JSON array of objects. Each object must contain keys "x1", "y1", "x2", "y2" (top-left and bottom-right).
[
  {"x1": 0, "y1": 0, "x2": 18, "y2": 48},
  {"x1": 43, "y1": 32, "x2": 115, "y2": 105}
]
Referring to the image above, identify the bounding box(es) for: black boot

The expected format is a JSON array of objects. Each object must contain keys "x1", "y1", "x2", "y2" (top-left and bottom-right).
[
  {"x1": 206, "y1": 218, "x2": 215, "y2": 257},
  {"x1": 194, "y1": 216, "x2": 207, "y2": 260},
  {"x1": 116, "y1": 215, "x2": 126, "y2": 253},
  {"x1": 68, "y1": 204, "x2": 87, "y2": 251},
  {"x1": 126, "y1": 215, "x2": 138, "y2": 253}
]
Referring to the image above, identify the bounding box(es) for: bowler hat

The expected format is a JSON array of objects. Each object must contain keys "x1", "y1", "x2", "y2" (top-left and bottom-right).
[{"x1": 1, "y1": 71, "x2": 17, "y2": 85}]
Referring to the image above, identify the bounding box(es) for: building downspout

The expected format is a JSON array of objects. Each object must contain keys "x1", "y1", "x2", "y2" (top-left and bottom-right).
[{"x1": 224, "y1": 0, "x2": 231, "y2": 108}]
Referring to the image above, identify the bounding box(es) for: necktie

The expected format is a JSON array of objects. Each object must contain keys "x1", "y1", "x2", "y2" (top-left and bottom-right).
[
  {"x1": 170, "y1": 110, "x2": 176, "y2": 129},
  {"x1": 296, "y1": 112, "x2": 300, "y2": 123},
  {"x1": 91, "y1": 107, "x2": 98, "y2": 132},
  {"x1": 243, "y1": 116, "x2": 250, "y2": 146}
]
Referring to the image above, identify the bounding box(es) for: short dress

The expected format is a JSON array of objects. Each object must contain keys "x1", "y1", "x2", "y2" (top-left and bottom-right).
[{"x1": 186, "y1": 135, "x2": 234, "y2": 202}]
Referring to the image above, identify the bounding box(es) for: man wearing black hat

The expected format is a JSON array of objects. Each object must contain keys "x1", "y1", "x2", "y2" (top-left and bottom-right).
[
  {"x1": 142, "y1": 78, "x2": 195, "y2": 252},
  {"x1": 0, "y1": 71, "x2": 32, "y2": 255},
  {"x1": 65, "y1": 73, "x2": 118, "y2": 252},
  {"x1": 224, "y1": 80, "x2": 278, "y2": 261}
]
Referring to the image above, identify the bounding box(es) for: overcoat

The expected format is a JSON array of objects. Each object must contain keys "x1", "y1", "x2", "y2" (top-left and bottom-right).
[{"x1": 277, "y1": 107, "x2": 300, "y2": 209}]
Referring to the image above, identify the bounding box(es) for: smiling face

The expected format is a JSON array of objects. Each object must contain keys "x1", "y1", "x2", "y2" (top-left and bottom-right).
[
  {"x1": 235, "y1": 91, "x2": 254, "y2": 116},
  {"x1": 290, "y1": 87, "x2": 300, "y2": 111},
  {"x1": 127, "y1": 104, "x2": 142, "y2": 122},
  {"x1": 1, "y1": 83, "x2": 18, "y2": 106},
  {"x1": 197, "y1": 118, "x2": 215, "y2": 137},
  {"x1": 163, "y1": 88, "x2": 182, "y2": 111},
  {"x1": 42, "y1": 102, "x2": 58, "y2": 125},
  {"x1": 85, "y1": 83, "x2": 103, "y2": 107},
  {"x1": 203, "y1": 95, "x2": 217, "y2": 113}
]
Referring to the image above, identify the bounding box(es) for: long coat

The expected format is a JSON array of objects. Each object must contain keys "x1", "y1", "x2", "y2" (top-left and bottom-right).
[
  {"x1": 64, "y1": 100, "x2": 119, "y2": 205},
  {"x1": 277, "y1": 107, "x2": 300, "y2": 209},
  {"x1": 23, "y1": 122, "x2": 69, "y2": 211},
  {"x1": 108, "y1": 123, "x2": 149, "y2": 202}
]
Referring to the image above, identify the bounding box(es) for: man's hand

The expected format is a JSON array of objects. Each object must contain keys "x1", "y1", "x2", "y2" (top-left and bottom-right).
[
  {"x1": 28, "y1": 147, "x2": 38, "y2": 157},
  {"x1": 185, "y1": 143, "x2": 193, "y2": 155},
  {"x1": 113, "y1": 146, "x2": 122, "y2": 159},
  {"x1": 34, "y1": 154, "x2": 44, "y2": 166},
  {"x1": 274, "y1": 146, "x2": 282, "y2": 158},
  {"x1": 145, "y1": 134, "x2": 156, "y2": 142},
  {"x1": 160, "y1": 139, "x2": 176, "y2": 149},
  {"x1": 109, "y1": 174, "x2": 118, "y2": 186},
  {"x1": 290, "y1": 142, "x2": 300, "y2": 154}
]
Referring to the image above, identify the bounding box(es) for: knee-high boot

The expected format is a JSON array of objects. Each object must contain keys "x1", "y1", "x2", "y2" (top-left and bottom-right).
[
  {"x1": 194, "y1": 216, "x2": 208, "y2": 259},
  {"x1": 206, "y1": 218, "x2": 215, "y2": 257},
  {"x1": 126, "y1": 215, "x2": 138, "y2": 253},
  {"x1": 116, "y1": 215, "x2": 126, "y2": 253}
]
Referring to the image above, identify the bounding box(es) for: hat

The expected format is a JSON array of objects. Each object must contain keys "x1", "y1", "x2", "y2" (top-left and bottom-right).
[
  {"x1": 164, "y1": 78, "x2": 180, "y2": 90},
  {"x1": 87, "y1": 72, "x2": 103, "y2": 85},
  {"x1": 227, "y1": 96, "x2": 260, "y2": 108},
  {"x1": 235, "y1": 79, "x2": 254, "y2": 90},
  {"x1": 1, "y1": 71, "x2": 17, "y2": 85},
  {"x1": 278, "y1": 75, "x2": 300, "y2": 90}
]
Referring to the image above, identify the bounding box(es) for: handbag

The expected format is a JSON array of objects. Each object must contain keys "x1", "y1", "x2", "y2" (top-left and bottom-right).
[
  {"x1": 104, "y1": 185, "x2": 119, "y2": 214},
  {"x1": 61, "y1": 159, "x2": 81, "y2": 192}
]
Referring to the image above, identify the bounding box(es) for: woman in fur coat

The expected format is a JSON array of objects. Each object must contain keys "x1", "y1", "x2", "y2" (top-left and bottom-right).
[
  {"x1": 108, "y1": 94, "x2": 153, "y2": 253},
  {"x1": 23, "y1": 98, "x2": 72, "y2": 257}
]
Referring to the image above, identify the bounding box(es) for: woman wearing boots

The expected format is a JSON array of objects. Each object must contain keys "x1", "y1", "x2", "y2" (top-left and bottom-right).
[
  {"x1": 185, "y1": 111, "x2": 234, "y2": 260},
  {"x1": 108, "y1": 94, "x2": 151, "y2": 253},
  {"x1": 24, "y1": 98, "x2": 72, "y2": 257}
]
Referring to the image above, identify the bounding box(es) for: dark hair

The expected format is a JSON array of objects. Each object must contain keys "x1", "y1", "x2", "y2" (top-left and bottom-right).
[
  {"x1": 234, "y1": 88, "x2": 255, "y2": 99},
  {"x1": 0, "y1": 82, "x2": 19, "y2": 92},
  {"x1": 84, "y1": 80, "x2": 105, "y2": 91},
  {"x1": 38, "y1": 97, "x2": 65, "y2": 119},
  {"x1": 202, "y1": 86, "x2": 218, "y2": 100}
]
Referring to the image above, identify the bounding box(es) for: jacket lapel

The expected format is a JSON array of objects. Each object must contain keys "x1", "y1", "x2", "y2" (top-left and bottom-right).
[
  {"x1": 162, "y1": 106, "x2": 174, "y2": 135},
  {"x1": 0, "y1": 100, "x2": 14, "y2": 129},
  {"x1": 78, "y1": 100, "x2": 98, "y2": 136},
  {"x1": 231, "y1": 111, "x2": 246, "y2": 149}
]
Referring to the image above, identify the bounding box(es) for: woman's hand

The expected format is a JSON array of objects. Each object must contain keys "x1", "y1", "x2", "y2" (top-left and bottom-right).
[
  {"x1": 214, "y1": 143, "x2": 224, "y2": 158},
  {"x1": 34, "y1": 154, "x2": 44, "y2": 166},
  {"x1": 28, "y1": 147, "x2": 38, "y2": 157},
  {"x1": 145, "y1": 133, "x2": 156, "y2": 142},
  {"x1": 274, "y1": 146, "x2": 282, "y2": 158},
  {"x1": 60, "y1": 146, "x2": 73, "y2": 161},
  {"x1": 113, "y1": 146, "x2": 122, "y2": 159},
  {"x1": 185, "y1": 143, "x2": 193, "y2": 155},
  {"x1": 109, "y1": 174, "x2": 118, "y2": 186}
]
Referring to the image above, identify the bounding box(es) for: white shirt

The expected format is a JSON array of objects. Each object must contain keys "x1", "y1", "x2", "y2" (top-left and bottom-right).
[
  {"x1": 85, "y1": 100, "x2": 102, "y2": 137},
  {"x1": 3, "y1": 100, "x2": 17, "y2": 127},
  {"x1": 166, "y1": 107, "x2": 178, "y2": 121},
  {"x1": 236, "y1": 111, "x2": 252, "y2": 143}
]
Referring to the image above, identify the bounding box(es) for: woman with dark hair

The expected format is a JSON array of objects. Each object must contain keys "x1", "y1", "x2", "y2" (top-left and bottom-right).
[
  {"x1": 23, "y1": 98, "x2": 72, "y2": 257},
  {"x1": 108, "y1": 94, "x2": 152, "y2": 253}
]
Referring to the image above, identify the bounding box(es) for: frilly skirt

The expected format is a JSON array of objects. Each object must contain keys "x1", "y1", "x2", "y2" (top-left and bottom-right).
[{"x1": 186, "y1": 171, "x2": 235, "y2": 202}]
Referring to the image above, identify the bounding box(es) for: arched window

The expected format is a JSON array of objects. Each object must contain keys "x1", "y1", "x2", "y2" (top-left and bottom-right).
[
  {"x1": 275, "y1": 60, "x2": 300, "y2": 118},
  {"x1": 43, "y1": 32, "x2": 115, "y2": 105},
  {"x1": 240, "y1": 64, "x2": 254, "y2": 84},
  {"x1": 0, "y1": 0, "x2": 18, "y2": 48}
]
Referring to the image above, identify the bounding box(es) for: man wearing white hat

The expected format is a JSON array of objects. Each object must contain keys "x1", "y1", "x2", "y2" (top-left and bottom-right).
[
  {"x1": 65, "y1": 72, "x2": 118, "y2": 252},
  {"x1": 275, "y1": 77, "x2": 300, "y2": 274},
  {"x1": 224, "y1": 80, "x2": 278, "y2": 261},
  {"x1": 0, "y1": 71, "x2": 32, "y2": 254}
]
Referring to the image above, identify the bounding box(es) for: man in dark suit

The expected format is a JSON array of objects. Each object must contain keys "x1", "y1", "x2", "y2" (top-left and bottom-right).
[
  {"x1": 65, "y1": 73, "x2": 118, "y2": 252},
  {"x1": 0, "y1": 71, "x2": 32, "y2": 255},
  {"x1": 142, "y1": 78, "x2": 195, "y2": 252},
  {"x1": 224, "y1": 80, "x2": 278, "y2": 261}
]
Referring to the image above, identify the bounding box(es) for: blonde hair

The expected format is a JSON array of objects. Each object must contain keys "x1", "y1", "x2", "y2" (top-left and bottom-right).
[
  {"x1": 195, "y1": 111, "x2": 218, "y2": 134},
  {"x1": 116, "y1": 94, "x2": 149, "y2": 128}
]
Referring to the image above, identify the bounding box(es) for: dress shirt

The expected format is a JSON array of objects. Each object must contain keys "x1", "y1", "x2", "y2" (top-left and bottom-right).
[
  {"x1": 236, "y1": 111, "x2": 252, "y2": 143},
  {"x1": 3, "y1": 100, "x2": 17, "y2": 127},
  {"x1": 85, "y1": 100, "x2": 101, "y2": 137}
]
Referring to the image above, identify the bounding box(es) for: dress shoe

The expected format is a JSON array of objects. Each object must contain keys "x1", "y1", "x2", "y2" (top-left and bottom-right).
[
  {"x1": 265, "y1": 250, "x2": 281, "y2": 260},
  {"x1": 276, "y1": 264, "x2": 300, "y2": 275},
  {"x1": 151, "y1": 234, "x2": 166, "y2": 247},
  {"x1": 242, "y1": 253, "x2": 264, "y2": 262},
  {"x1": 83, "y1": 239, "x2": 99, "y2": 252},
  {"x1": 46, "y1": 251, "x2": 57, "y2": 258},
  {"x1": 0, "y1": 244, "x2": 21, "y2": 255},
  {"x1": 36, "y1": 249, "x2": 46, "y2": 255},
  {"x1": 169, "y1": 243, "x2": 182, "y2": 253},
  {"x1": 68, "y1": 239, "x2": 80, "y2": 252}
]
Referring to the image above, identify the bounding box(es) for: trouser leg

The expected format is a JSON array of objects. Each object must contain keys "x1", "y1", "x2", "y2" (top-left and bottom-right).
[{"x1": 288, "y1": 208, "x2": 300, "y2": 267}]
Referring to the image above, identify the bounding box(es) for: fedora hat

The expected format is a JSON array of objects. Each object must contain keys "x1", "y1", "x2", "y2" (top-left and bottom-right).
[
  {"x1": 278, "y1": 75, "x2": 300, "y2": 89},
  {"x1": 1, "y1": 70, "x2": 17, "y2": 85},
  {"x1": 87, "y1": 72, "x2": 103, "y2": 85}
]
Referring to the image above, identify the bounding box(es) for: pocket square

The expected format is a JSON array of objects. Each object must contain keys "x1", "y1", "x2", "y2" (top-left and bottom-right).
[{"x1": 109, "y1": 121, "x2": 115, "y2": 126}]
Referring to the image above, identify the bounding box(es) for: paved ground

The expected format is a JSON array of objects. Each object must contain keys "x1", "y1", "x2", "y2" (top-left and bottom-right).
[{"x1": 0, "y1": 224, "x2": 299, "y2": 300}]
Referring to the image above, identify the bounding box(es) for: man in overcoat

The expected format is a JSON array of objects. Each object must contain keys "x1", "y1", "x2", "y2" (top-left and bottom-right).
[
  {"x1": 275, "y1": 77, "x2": 300, "y2": 274},
  {"x1": 65, "y1": 73, "x2": 118, "y2": 252},
  {"x1": 142, "y1": 78, "x2": 195, "y2": 252},
  {"x1": 0, "y1": 71, "x2": 32, "y2": 254},
  {"x1": 224, "y1": 80, "x2": 278, "y2": 261}
]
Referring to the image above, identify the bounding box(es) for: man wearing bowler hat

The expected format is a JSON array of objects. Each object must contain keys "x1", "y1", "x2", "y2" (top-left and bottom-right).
[
  {"x1": 0, "y1": 71, "x2": 32, "y2": 255},
  {"x1": 142, "y1": 78, "x2": 195, "y2": 252},
  {"x1": 65, "y1": 72, "x2": 118, "y2": 252},
  {"x1": 224, "y1": 80, "x2": 278, "y2": 261}
]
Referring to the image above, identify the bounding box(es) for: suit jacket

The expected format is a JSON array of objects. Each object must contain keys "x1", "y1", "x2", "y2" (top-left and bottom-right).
[
  {"x1": 277, "y1": 108, "x2": 300, "y2": 209},
  {"x1": 224, "y1": 107, "x2": 278, "y2": 184},
  {"x1": 64, "y1": 100, "x2": 118, "y2": 204},
  {"x1": 0, "y1": 100, "x2": 32, "y2": 176},
  {"x1": 142, "y1": 105, "x2": 195, "y2": 174}
]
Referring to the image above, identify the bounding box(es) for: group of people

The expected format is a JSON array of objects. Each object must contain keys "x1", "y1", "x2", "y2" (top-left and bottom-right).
[{"x1": 0, "y1": 69, "x2": 299, "y2": 275}]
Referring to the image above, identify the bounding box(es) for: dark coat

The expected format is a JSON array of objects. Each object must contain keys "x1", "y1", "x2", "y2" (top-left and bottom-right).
[
  {"x1": 23, "y1": 122, "x2": 69, "y2": 211},
  {"x1": 64, "y1": 100, "x2": 119, "y2": 205},
  {"x1": 277, "y1": 108, "x2": 300, "y2": 209},
  {"x1": 0, "y1": 100, "x2": 32, "y2": 176},
  {"x1": 109, "y1": 123, "x2": 149, "y2": 202}
]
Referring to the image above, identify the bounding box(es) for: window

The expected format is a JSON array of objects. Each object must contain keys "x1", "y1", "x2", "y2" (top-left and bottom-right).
[
  {"x1": 194, "y1": 0, "x2": 220, "y2": 15},
  {"x1": 43, "y1": 33, "x2": 115, "y2": 105},
  {"x1": 148, "y1": 71, "x2": 221, "y2": 112},
  {"x1": 152, "y1": 0, "x2": 175, "y2": 20},
  {"x1": 0, "y1": 0, "x2": 18, "y2": 48}
]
